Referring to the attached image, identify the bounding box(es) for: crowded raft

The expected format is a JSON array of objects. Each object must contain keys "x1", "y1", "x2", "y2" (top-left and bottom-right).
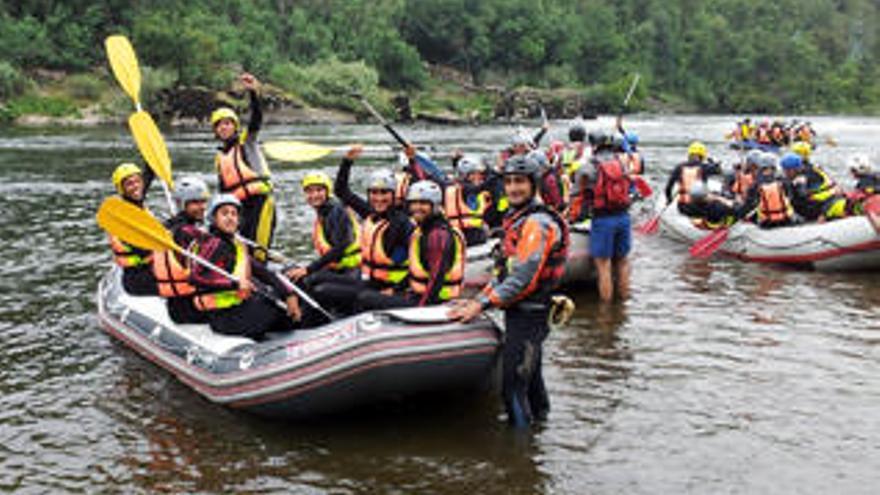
[{"x1": 96, "y1": 38, "x2": 880, "y2": 425}]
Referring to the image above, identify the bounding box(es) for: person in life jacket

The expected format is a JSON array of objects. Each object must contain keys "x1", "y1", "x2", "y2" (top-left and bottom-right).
[
  {"x1": 786, "y1": 142, "x2": 847, "y2": 221},
  {"x1": 286, "y1": 171, "x2": 361, "y2": 285},
  {"x1": 440, "y1": 155, "x2": 492, "y2": 246},
  {"x1": 356, "y1": 180, "x2": 465, "y2": 310},
  {"x1": 664, "y1": 141, "x2": 723, "y2": 217},
  {"x1": 562, "y1": 120, "x2": 590, "y2": 177},
  {"x1": 737, "y1": 153, "x2": 796, "y2": 228},
  {"x1": 190, "y1": 194, "x2": 306, "y2": 340},
  {"x1": 211, "y1": 72, "x2": 275, "y2": 262},
  {"x1": 154, "y1": 176, "x2": 211, "y2": 323},
  {"x1": 583, "y1": 135, "x2": 634, "y2": 302},
  {"x1": 449, "y1": 153, "x2": 569, "y2": 427},
  {"x1": 333, "y1": 146, "x2": 414, "y2": 296},
  {"x1": 528, "y1": 149, "x2": 570, "y2": 215},
  {"x1": 725, "y1": 149, "x2": 761, "y2": 202},
  {"x1": 685, "y1": 181, "x2": 738, "y2": 230},
  {"x1": 108, "y1": 162, "x2": 159, "y2": 296},
  {"x1": 489, "y1": 125, "x2": 549, "y2": 226},
  {"x1": 849, "y1": 155, "x2": 880, "y2": 201}
]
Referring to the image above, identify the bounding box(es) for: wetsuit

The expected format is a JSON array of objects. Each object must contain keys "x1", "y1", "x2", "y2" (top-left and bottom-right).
[
  {"x1": 190, "y1": 228, "x2": 300, "y2": 340},
  {"x1": 477, "y1": 200, "x2": 568, "y2": 427},
  {"x1": 790, "y1": 163, "x2": 843, "y2": 221},
  {"x1": 215, "y1": 90, "x2": 276, "y2": 261},
  {"x1": 111, "y1": 167, "x2": 158, "y2": 296}
]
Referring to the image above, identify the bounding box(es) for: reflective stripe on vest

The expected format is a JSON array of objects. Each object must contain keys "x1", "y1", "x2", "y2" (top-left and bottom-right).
[
  {"x1": 216, "y1": 142, "x2": 271, "y2": 201},
  {"x1": 360, "y1": 216, "x2": 409, "y2": 285},
  {"x1": 678, "y1": 165, "x2": 702, "y2": 205},
  {"x1": 193, "y1": 240, "x2": 251, "y2": 311},
  {"x1": 443, "y1": 184, "x2": 488, "y2": 232},
  {"x1": 408, "y1": 226, "x2": 465, "y2": 301},
  {"x1": 757, "y1": 182, "x2": 794, "y2": 224},
  {"x1": 807, "y1": 165, "x2": 838, "y2": 203},
  {"x1": 153, "y1": 249, "x2": 196, "y2": 297},
  {"x1": 312, "y1": 208, "x2": 362, "y2": 270},
  {"x1": 110, "y1": 234, "x2": 152, "y2": 268}
]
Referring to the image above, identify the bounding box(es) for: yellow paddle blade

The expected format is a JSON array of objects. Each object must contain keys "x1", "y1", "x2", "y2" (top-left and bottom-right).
[
  {"x1": 105, "y1": 35, "x2": 141, "y2": 107},
  {"x1": 129, "y1": 110, "x2": 174, "y2": 188},
  {"x1": 96, "y1": 196, "x2": 178, "y2": 252},
  {"x1": 262, "y1": 140, "x2": 334, "y2": 163}
]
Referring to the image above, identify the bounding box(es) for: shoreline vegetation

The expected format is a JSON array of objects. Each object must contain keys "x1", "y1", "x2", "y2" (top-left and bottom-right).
[{"x1": 2, "y1": 1, "x2": 879, "y2": 127}]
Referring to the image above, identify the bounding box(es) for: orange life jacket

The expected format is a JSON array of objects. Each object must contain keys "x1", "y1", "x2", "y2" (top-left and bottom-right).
[
  {"x1": 498, "y1": 204, "x2": 569, "y2": 303},
  {"x1": 732, "y1": 170, "x2": 756, "y2": 199},
  {"x1": 193, "y1": 240, "x2": 252, "y2": 311},
  {"x1": 360, "y1": 216, "x2": 409, "y2": 285},
  {"x1": 153, "y1": 249, "x2": 196, "y2": 298},
  {"x1": 109, "y1": 235, "x2": 152, "y2": 268},
  {"x1": 215, "y1": 144, "x2": 271, "y2": 201},
  {"x1": 757, "y1": 182, "x2": 794, "y2": 224},
  {"x1": 408, "y1": 225, "x2": 465, "y2": 301},
  {"x1": 678, "y1": 165, "x2": 702, "y2": 205},
  {"x1": 443, "y1": 183, "x2": 489, "y2": 232}
]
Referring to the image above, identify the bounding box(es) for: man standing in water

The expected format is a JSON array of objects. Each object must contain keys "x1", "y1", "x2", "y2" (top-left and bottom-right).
[
  {"x1": 210, "y1": 73, "x2": 275, "y2": 261},
  {"x1": 449, "y1": 154, "x2": 569, "y2": 428}
]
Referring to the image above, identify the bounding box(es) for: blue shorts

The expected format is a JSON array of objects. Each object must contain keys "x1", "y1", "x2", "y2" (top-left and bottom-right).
[{"x1": 589, "y1": 212, "x2": 631, "y2": 259}]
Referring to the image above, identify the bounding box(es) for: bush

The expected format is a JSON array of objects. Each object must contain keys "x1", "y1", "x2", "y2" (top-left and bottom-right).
[
  {"x1": 6, "y1": 94, "x2": 79, "y2": 118},
  {"x1": 0, "y1": 62, "x2": 33, "y2": 100},
  {"x1": 65, "y1": 73, "x2": 106, "y2": 100},
  {"x1": 141, "y1": 66, "x2": 177, "y2": 109},
  {"x1": 269, "y1": 57, "x2": 384, "y2": 113}
]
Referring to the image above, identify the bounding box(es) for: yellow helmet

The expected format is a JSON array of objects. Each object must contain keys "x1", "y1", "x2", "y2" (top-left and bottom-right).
[
  {"x1": 301, "y1": 171, "x2": 332, "y2": 192},
  {"x1": 111, "y1": 162, "x2": 142, "y2": 194},
  {"x1": 791, "y1": 141, "x2": 812, "y2": 159},
  {"x1": 210, "y1": 107, "x2": 240, "y2": 129},
  {"x1": 687, "y1": 141, "x2": 708, "y2": 160}
]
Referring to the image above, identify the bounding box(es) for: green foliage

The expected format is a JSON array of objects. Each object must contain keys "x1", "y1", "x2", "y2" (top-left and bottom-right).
[
  {"x1": 0, "y1": 0, "x2": 878, "y2": 113},
  {"x1": 65, "y1": 73, "x2": 106, "y2": 101},
  {"x1": 270, "y1": 58, "x2": 383, "y2": 113},
  {"x1": 5, "y1": 94, "x2": 79, "y2": 118},
  {"x1": 0, "y1": 61, "x2": 32, "y2": 100}
]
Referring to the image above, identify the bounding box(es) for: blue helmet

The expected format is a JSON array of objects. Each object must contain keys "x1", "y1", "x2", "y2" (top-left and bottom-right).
[
  {"x1": 780, "y1": 152, "x2": 803, "y2": 171},
  {"x1": 625, "y1": 132, "x2": 639, "y2": 146}
]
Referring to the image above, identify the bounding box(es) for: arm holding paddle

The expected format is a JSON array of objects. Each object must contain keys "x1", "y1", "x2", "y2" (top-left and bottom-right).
[{"x1": 334, "y1": 145, "x2": 373, "y2": 218}]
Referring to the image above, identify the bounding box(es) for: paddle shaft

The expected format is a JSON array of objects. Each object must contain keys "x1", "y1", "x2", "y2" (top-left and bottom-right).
[
  {"x1": 357, "y1": 96, "x2": 408, "y2": 147},
  {"x1": 231, "y1": 234, "x2": 334, "y2": 320}
]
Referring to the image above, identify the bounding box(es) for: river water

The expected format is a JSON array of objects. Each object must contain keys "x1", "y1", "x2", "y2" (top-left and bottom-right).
[{"x1": 0, "y1": 115, "x2": 878, "y2": 494}]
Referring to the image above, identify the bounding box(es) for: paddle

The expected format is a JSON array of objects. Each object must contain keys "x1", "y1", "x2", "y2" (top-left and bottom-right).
[
  {"x1": 636, "y1": 201, "x2": 671, "y2": 235},
  {"x1": 688, "y1": 227, "x2": 730, "y2": 258},
  {"x1": 616, "y1": 73, "x2": 641, "y2": 134},
  {"x1": 354, "y1": 94, "x2": 408, "y2": 147},
  {"x1": 105, "y1": 35, "x2": 141, "y2": 110},
  {"x1": 262, "y1": 141, "x2": 334, "y2": 163},
  {"x1": 105, "y1": 34, "x2": 176, "y2": 212},
  {"x1": 96, "y1": 196, "x2": 332, "y2": 320}
]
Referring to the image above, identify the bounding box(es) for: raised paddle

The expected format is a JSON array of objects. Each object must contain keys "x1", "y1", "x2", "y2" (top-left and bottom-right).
[
  {"x1": 262, "y1": 140, "x2": 334, "y2": 163},
  {"x1": 105, "y1": 35, "x2": 142, "y2": 110},
  {"x1": 354, "y1": 94, "x2": 409, "y2": 147},
  {"x1": 96, "y1": 196, "x2": 333, "y2": 320}
]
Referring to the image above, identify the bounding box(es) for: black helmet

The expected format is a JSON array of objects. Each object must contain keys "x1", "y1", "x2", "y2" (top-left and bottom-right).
[
  {"x1": 588, "y1": 130, "x2": 608, "y2": 147},
  {"x1": 569, "y1": 120, "x2": 586, "y2": 142}
]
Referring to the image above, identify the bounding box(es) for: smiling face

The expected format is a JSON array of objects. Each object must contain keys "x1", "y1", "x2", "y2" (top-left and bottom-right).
[
  {"x1": 304, "y1": 185, "x2": 329, "y2": 209},
  {"x1": 368, "y1": 188, "x2": 393, "y2": 214},
  {"x1": 121, "y1": 174, "x2": 144, "y2": 202},
  {"x1": 185, "y1": 199, "x2": 208, "y2": 222},
  {"x1": 503, "y1": 174, "x2": 534, "y2": 207},
  {"x1": 214, "y1": 204, "x2": 240, "y2": 234},
  {"x1": 214, "y1": 118, "x2": 237, "y2": 141},
  {"x1": 408, "y1": 200, "x2": 433, "y2": 224}
]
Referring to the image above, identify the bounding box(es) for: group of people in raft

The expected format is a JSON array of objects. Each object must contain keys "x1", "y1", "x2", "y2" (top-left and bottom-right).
[
  {"x1": 665, "y1": 139, "x2": 880, "y2": 230},
  {"x1": 104, "y1": 73, "x2": 651, "y2": 427},
  {"x1": 726, "y1": 117, "x2": 819, "y2": 148}
]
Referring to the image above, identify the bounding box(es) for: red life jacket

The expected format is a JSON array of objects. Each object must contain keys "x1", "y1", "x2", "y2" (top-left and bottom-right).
[{"x1": 591, "y1": 155, "x2": 631, "y2": 212}]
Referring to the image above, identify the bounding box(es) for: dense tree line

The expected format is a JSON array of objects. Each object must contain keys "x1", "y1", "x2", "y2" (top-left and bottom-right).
[{"x1": 1, "y1": 0, "x2": 878, "y2": 112}]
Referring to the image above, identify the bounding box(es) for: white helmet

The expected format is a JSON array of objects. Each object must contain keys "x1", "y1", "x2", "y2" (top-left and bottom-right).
[
  {"x1": 406, "y1": 180, "x2": 442, "y2": 209},
  {"x1": 457, "y1": 155, "x2": 487, "y2": 178},
  {"x1": 848, "y1": 154, "x2": 872, "y2": 175},
  {"x1": 367, "y1": 169, "x2": 397, "y2": 193},
  {"x1": 174, "y1": 176, "x2": 210, "y2": 209},
  {"x1": 207, "y1": 193, "x2": 241, "y2": 227}
]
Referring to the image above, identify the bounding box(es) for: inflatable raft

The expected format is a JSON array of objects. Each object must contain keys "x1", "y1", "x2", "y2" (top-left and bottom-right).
[
  {"x1": 658, "y1": 202, "x2": 880, "y2": 271},
  {"x1": 96, "y1": 267, "x2": 501, "y2": 418},
  {"x1": 462, "y1": 224, "x2": 593, "y2": 290},
  {"x1": 728, "y1": 140, "x2": 781, "y2": 153}
]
